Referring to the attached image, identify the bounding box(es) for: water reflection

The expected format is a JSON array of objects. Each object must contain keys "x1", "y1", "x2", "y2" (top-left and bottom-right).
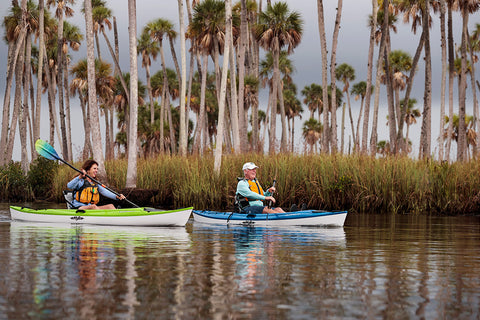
[
  {"x1": 4, "y1": 221, "x2": 190, "y2": 319},
  {"x1": 1, "y1": 206, "x2": 480, "y2": 319}
]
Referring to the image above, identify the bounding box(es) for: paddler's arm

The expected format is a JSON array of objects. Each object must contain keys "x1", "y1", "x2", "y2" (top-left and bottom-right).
[{"x1": 98, "y1": 185, "x2": 126, "y2": 201}]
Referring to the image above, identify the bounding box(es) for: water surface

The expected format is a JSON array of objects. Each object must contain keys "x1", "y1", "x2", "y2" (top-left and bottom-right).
[{"x1": 1, "y1": 204, "x2": 479, "y2": 319}]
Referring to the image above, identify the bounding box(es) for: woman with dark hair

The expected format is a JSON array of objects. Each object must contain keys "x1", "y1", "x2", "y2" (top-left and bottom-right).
[{"x1": 67, "y1": 159, "x2": 125, "y2": 210}]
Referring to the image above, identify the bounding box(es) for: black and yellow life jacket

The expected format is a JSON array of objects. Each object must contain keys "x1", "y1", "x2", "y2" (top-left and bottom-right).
[
  {"x1": 234, "y1": 178, "x2": 264, "y2": 212},
  {"x1": 245, "y1": 179, "x2": 264, "y2": 198},
  {"x1": 75, "y1": 180, "x2": 100, "y2": 204}
]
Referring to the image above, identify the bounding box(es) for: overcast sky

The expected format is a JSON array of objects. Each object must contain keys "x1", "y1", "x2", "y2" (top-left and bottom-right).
[{"x1": 0, "y1": 0, "x2": 477, "y2": 160}]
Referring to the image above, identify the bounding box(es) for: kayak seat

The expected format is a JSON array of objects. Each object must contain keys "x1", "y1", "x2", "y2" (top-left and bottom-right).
[
  {"x1": 234, "y1": 193, "x2": 249, "y2": 213},
  {"x1": 63, "y1": 190, "x2": 76, "y2": 209}
]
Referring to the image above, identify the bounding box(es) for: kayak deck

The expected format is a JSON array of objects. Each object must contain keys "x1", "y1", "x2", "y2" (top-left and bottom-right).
[
  {"x1": 10, "y1": 206, "x2": 193, "y2": 227},
  {"x1": 10, "y1": 206, "x2": 190, "y2": 217},
  {"x1": 192, "y1": 209, "x2": 348, "y2": 227}
]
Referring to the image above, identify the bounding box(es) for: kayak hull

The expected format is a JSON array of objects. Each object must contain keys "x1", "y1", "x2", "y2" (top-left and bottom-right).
[
  {"x1": 9, "y1": 206, "x2": 193, "y2": 227},
  {"x1": 192, "y1": 209, "x2": 348, "y2": 227}
]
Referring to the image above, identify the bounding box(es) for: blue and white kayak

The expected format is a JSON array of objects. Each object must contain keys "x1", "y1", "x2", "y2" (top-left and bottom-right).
[{"x1": 192, "y1": 209, "x2": 348, "y2": 227}]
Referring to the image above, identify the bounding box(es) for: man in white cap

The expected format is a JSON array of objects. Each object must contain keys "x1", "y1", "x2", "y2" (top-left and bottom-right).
[{"x1": 235, "y1": 162, "x2": 285, "y2": 214}]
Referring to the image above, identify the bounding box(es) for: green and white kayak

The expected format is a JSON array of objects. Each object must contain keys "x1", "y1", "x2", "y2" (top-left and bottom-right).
[{"x1": 9, "y1": 206, "x2": 193, "y2": 227}]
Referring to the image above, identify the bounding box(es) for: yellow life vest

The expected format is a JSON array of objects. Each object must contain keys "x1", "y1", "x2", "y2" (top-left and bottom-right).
[
  {"x1": 246, "y1": 179, "x2": 264, "y2": 199},
  {"x1": 75, "y1": 180, "x2": 100, "y2": 204}
]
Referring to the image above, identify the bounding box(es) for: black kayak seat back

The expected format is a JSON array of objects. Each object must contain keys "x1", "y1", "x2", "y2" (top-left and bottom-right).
[{"x1": 63, "y1": 190, "x2": 75, "y2": 209}]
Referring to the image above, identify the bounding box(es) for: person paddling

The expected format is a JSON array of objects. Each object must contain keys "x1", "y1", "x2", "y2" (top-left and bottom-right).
[
  {"x1": 67, "y1": 160, "x2": 126, "y2": 210},
  {"x1": 236, "y1": 162, "x2": 285, "y2": 214}
]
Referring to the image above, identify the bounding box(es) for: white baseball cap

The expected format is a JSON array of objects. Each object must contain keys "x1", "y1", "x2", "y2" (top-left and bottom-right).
[{"x1": 242, "y1": 162, "x2": 259, "y2": 171}]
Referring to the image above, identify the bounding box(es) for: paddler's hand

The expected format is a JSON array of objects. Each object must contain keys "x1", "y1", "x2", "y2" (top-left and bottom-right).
[
  {"x1": 265, "y1": 196, "x2": 276, "y2": 204},
  {"x1": 80, "y1": 169, "x2": 87, "y2": 179},
  {"x1": 117, "y1": 194, "x2": 126, "y2": 200},
  {"x1": 267, "y1": 186, "x2": 276, "y2": 193}
]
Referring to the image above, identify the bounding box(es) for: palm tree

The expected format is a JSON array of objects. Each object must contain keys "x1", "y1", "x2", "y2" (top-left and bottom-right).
[
  {"x1": 137, "y1": 29, "x2": 159, "y2": 126},
  {"x1": 188, "y1": 0, "x2": 225, "y2": 154},
  {"x1": 328, "y1": 0, "x2": 344, "y2": 153},
  {"x1": 33, "y1": 0, "x2": 45, "y2": 161},
  {"x1": 61, "y1": 21, "x2": 83, "y2": 161},
  {"x1": 259, "y1": 50, "x2": 294, "y2": 152},
  {"x1": 284, "y1": 83, "x2": 303, "y2": 152},
  {"x1": 84, "y1": 0, "x2": 106, "y2": 179},
  {"x1": 125, "y1": 0, "x2": 139, "y2": 188},
  {"x1": 401, "y1": 98, "x2": 420, "y2": 153},
  {"x1": 214, "y1": 0, "x2": 233, "y2": 174},
  {"x1": 302, "y1": 118, "x2": 322, "y2": 154},
  {"x1": 86, "y1": 0, "x2": 130, "y2": 106},
  {"x1": 316, "y1": 0, "x2": 329, "y2": 153},
  {"x1": 387, "y1": 50, "x2": 412, "y2": 128},
  {"x1": 255, "y1": 1, "x2": 303, "y2": 154},
  {"x1": 376, "y1": 140, "x2": 391, "y2": 156},
  {"x1": 1, "y1": 0, "x2": 35, "y2": 166},
  {"x1": 369, "y1": 3, "x2": 398, "y2": 156},
  {"x1": 177, "y1": 0, "x2": 188, "y2": 156},
  {"x1": 351, "y1": 81, "x2": 373, "y2": 153},
  {"x1": 336, "y1": 63, "x2": 356, "y2": 154},
  {"x1": 361, "y1": 0, "x2": 378, "y2": 154},
  {"x1": 146, "y1": 17, "x2": 178, "y2": 154},
  {"x1": 438, "y1": 0, "x2": 447, "y2": 161},
  {"x1": 70, "y1": 58, "x2": 114, "y2": 160},
  {"x1": 301, "y1": 83, "x2": 323, "y2": 120},
  {"x1": 443, "y1": 114, "x2": 477, "y2": 160},
  {"x1": 113, "y1": 72, "x2": 146, "y2": 153},
  {"x1": 46, "y1": 0, "x2": 75, "y2": 162}
]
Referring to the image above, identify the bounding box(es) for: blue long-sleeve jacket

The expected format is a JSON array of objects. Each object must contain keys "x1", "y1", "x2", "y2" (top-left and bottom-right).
[
  {"x1": 67, "y1": 176, "x2": 117, "y2": 206},
  {"x1": 236, "y1": 179, "x2": 272, "y2": 207}
]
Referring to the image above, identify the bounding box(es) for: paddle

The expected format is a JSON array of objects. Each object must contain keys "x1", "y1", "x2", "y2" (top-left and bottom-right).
[
  {"x1": 266, "y1": 178, "x2": 276, "y2": 221},
  {"x1": 35, "y1": 139, "x2": 140, "y2": 208}
]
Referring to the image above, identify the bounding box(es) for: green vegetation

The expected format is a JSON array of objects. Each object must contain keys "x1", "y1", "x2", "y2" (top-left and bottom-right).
[{"x1": 2, "y1": 154, "x2": 480, "y2": 215}]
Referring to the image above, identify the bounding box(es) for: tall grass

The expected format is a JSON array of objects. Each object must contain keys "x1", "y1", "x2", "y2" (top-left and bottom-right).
[{"x1": 44, "y1": 154, "x2": 480, "y2": 214}]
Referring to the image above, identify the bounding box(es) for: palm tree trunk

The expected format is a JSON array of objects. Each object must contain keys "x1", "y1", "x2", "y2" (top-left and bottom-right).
[
  {"x1": 63, "y1": 57, "x2": 73, "y2": 161},
  {"x1": 384, "y1": 36, "x2": 397, "y2": 152},
  {"x1": 229, "y1": 44, "x2": 240, "y2": 153},
  {"x1": 177, "y1": 0, "x2": 188, "y2": 156},
  {"x1": 396, "y1": 30, "x2": 424, "y2": 154},
  {"x1": 446, "y1": 5, "x2": 455, "y2": 161},
  {"x1": 22, "y1": 32, "x2": 32, "y2": 170},
  {"x1": 370, "y1": 0, "x2": 389, "y2": 156},
  {"x1": 467, "y1": 29, "x2": 479, "y2": 156},
  {"x1": 362, "y1": 0, "x2": 377, "y2": 154},
  {"x1": 56, "y1": 10, "x2": 69, "y2": 161},
  {"x1": 355, "y1": 97, "x2": 365, "y2": 152},
  {"x1": 85, "y1": 0, "x2": 107, "y2": 180},
  {"x1": 277, "y1": 76, "x2": 288, "y2": 153},
  {"x1": 6, "y1": 37, "x2": 25, "y2": 164},
  {"x1": 19, "y1": 33, "x2": 29, "y2": 172},
  {"x1": 237, "y1": 0, "x2": 248, "y2": 153},
  {"x1": 329, "y1": 0, "x2": 343, "y2": 153},
  {"x1": 457, "y1": 4, "x2": 468, "y2": 161},
  {"x1": 102, "y1": 28, "x2": 130, "y2": 104},
  {"x1": 269, "y1": 47, "x2": 280, "y2": 155},
  {"x1": 80, "y1": 96, "x2": 92, "y2": 159},
  {"x1": 214, "y1": 0, "x2": 232, "y2": 174},
  {"x1": 1, "y1": 28, "x2": 27, "y2": 165},
  {"x1": 341, "y1": 102, "x2": 345, "y2": 153},
  {"x1": 317, "y1": 0, "x2": 329, "y2": 153},
  {"x1": 33, "y1": 0, "x2": 45, "y2": 161},
  {"x1": 166, "y1": 93, "x2": 176, "y2": 154},
  {"x1": 438, "y1": 0, "x2": 447, "y2": 161},
  {"x1": 126, "y1": 0, "x2": 139, "y2": 188}
]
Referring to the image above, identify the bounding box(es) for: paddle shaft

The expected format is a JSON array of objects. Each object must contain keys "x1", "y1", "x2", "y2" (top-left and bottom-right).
[
  {"x1": 61, "y1": 158, "x2": 139, "y2": 208},
  {"x1": 268, "y1": 179, "x2": 276, "y2": 209}
]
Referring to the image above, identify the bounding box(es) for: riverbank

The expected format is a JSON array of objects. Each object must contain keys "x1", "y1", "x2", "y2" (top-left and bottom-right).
[{"x1": 2, "y1": 154, "x2": 480, "y2": 214}]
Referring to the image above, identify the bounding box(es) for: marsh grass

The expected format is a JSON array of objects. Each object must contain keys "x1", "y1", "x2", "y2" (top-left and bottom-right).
[{"x1": 44, "y1": 154, "x2": 480, "y2": 214}]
